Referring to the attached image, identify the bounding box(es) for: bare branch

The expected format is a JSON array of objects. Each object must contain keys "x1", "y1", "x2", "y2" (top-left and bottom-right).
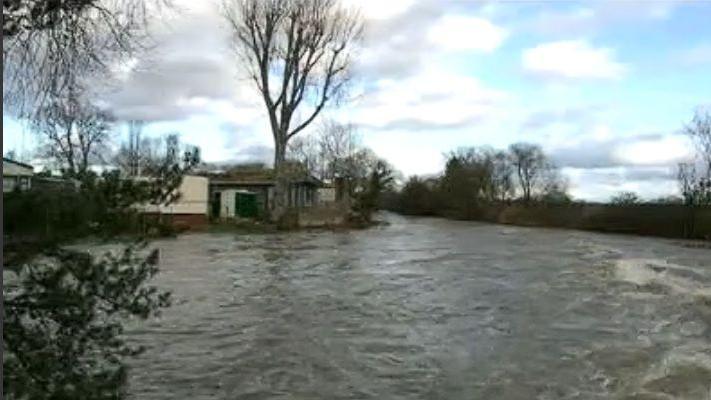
[
  {"x1": 31, "y1": 86, "x2": 114, "y2": 177},
  {"x1": 222, "y1": 0, "x2": 362, "y2": 149},
  {"x1": 3, "y1": 0, "x2": 170, "y2": 118}
]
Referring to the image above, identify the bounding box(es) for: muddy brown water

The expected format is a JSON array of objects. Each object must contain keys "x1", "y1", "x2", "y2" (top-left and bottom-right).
[{"x1": 124, "y1": 213, "x2": 711, "y2": 399}]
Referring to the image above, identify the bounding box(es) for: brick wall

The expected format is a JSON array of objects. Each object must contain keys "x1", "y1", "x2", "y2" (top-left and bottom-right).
[{"x1": 144, "y1": 213, "x2": 209, "y2": 231}]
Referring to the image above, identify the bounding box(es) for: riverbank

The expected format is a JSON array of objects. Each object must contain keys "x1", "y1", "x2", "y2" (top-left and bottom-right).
[
  {"x1": 206, "y1": 215, "x2": 388, "y2": 235},
  {"x1": 389, "y1": 203, "x2": 711, "y2": 240}
]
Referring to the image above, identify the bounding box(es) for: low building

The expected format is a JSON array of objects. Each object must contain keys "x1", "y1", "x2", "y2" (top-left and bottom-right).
[
  {"x1": 140, "y1": 175, "x2": 210, "y2": 229},
  {"x1": 206, "y1": 168, "x2": 321, "y2": 219},
  {"x1": 3, "y1": 157, "x2": 34, "y2": 193}
]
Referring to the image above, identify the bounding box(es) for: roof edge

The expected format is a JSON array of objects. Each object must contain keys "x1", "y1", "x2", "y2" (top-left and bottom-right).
[{"x1": 3, "y1": 157, "x2": 34, "y2": 171}]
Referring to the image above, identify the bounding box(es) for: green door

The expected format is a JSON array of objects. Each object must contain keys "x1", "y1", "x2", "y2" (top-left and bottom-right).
[
  {"x1": 235, "y1": 192, "x2": 258, "y2": 218},
  {"x1": 210, "y1": 192, "x2": 221, "y2": 219}
]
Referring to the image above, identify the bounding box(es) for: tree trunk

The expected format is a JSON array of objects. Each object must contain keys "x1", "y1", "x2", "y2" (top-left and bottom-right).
[{"x1": 272, "y1": 138, "x2": 288, "y2": 222}]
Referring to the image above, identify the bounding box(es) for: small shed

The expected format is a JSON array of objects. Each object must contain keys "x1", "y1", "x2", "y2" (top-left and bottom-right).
[
  {"x1": 216, "y1": 189, "x2": 259, "y2": 219},
  {"x1": 207, "y1": 168, "x2": 321, "y2": 219}
]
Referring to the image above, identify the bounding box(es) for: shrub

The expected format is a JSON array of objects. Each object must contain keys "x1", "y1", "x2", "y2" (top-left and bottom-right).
[{"x1": 3, "y1": 243, "x2": 171, "y2": 400}]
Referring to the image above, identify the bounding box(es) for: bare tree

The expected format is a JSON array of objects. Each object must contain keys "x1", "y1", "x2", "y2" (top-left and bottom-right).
[
  {"x1": 113, "y1": 120, "x2": 146, "y2": 176},
  {"x1": 286, "y1": 120, "x2": 361, "y2": 181},
  {"x1": 675, "y1": 110, "x2": 711, "y2": 237},
  {"x1": 113, "y1": 130, "x2": 198, "y2": 179},
  {"x1": 317, "y1": 120, "x2": 360, "y2": 180},
  {"x1": 491, "y1": 150, "x2": 514, "y2": 202},
  {"x1": 678, "y1": 163, "x2": 695, "y2": 205},
  {"x1": 32, "y1": 90, "x2": 114, "y2": 177},
  {"x1": 4, "y1": 149, "x2": 18, "y2": 161},
  {"x1": 3, "y1": 0, "x2": 169, "y2": 117},
  {"x1": 222, "y1": 0, "x2": 363, "y2": 220},
  {"x1": 538, "y1": 163, "x2": 569, "y2": 203},
  {"x1": 286, "y1": 133, "x2": 322, "y2": 178},
  {"x1": 508, "y1": 142, "x2": 547, "y2": 203},
  {"x1": 677, "y1": 110, "x2": 711, "y2": 206},
  {"x1": 684, "y1": 109, "x2": 711, "y2": 176},
  {"x1": 677, "y1": 162, "x2": 711, "y2": 206},
  {"x1": 142, "y1": 133, "x2": 201, "y2": 207},
  {"x1": 610, "y1": 191, "x2": 640, "y2": 206},
  {"x1": 677, "y1": 162, "x2": 707, "y2": 237}
]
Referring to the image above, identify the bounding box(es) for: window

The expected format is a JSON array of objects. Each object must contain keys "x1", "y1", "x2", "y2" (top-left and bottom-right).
[
  {"x1": 19, "y1": 176, "x2": 30, "y2": 191},
  {"x1": 3, "y1": 177, "x2": 17, "y2": 193}
]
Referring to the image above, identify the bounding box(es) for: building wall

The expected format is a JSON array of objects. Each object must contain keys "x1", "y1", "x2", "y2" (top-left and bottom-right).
[
  {"x1": 212, "y1": 186, "x2": 270, "y2": 218},
  {"x1": 141, "y1": 175, "x2": 209, "y2": 216},
  {"x1": 287, "y1": 183, "x2": 317, "y2": 208},
  {"x1": 169, "y1": 213, "x2": 209, "y2": 230},
  {"x1": 3, "y1": 160, "x2": 34, "y2": 193},
  {"x1": 3, "y1": 176, "x2": 31, "y2": 193},
  {"x1": 143, "y1": 213, "x2": 209, "y2": 230},
  {"x1": 3, "y1": 160, "x2": 34, "y2": 177},
  {"x1": 210, "y1": 182, "x2": 318, "y2": 219},
  {"x1": 219, "y1": 190, "x2": 238, "y2": 218}
]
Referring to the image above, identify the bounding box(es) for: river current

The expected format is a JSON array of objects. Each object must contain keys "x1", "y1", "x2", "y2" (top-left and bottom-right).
[{"x1": 125, "y1": 213, "x2": 711, "y2": 399}]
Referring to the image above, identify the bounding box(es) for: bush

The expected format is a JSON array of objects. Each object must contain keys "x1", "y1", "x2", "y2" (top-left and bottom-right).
[
  {"x1": 3, "y1": 189, "x2": 95, "y2": 243},
  {"x1": 610, "y1": 191, "x2": 641, "y2": 206},
  {"x1": 3, "y1": 243, "x2": 171, "y2": 400},
  {"x1": 3, "y1": 171, "x2": 186, "y2": 253},
  {"x1": 277, "y1": 208, "x2": 300, "y2": 230},
  {"x1": 395, "y1": 177, "x2": 440, "y2": 215},
  {"x1": 3, "y1": 150, "x2": 198, "y2": 398}
]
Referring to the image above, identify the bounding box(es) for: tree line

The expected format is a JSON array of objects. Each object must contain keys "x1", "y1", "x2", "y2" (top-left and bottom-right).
[
  {"x1": 383, "y1": 110, "x2": 711, "y2": 239},
  {"x1": 385, "y1": 142, "x2": 569, "y2": 217}
]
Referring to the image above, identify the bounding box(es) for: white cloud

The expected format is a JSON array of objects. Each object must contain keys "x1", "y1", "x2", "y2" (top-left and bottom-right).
[
  {"x1": 352, "y1": 68, "x2": 509, "y2": 130},
  {"x1": 362, "y1": 131, "x2": 446, "y2": 177},
  {"x1": 522, "y1": 40, "x2": 627, "y2": 80},
  {"x1": 613, "y1": 135, "x2": 691, "y2": 166},
  {"x1": 528, "y1": 1, "x2": 681, "y2": 37},
  {"x1": 342, "y1": 0, "x2": 414, "y2": 20},
  {"x1": 531, "y1": 7, "x2": 596, "y2": 36},
  {"x1": 564, "y1": 167, "x2": 679, "y2": 202},
  {"x1": 427, "y1": 15, "x2": 508, "y2": 52}
]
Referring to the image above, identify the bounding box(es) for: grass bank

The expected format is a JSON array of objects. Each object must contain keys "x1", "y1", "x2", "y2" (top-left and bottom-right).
[{"x1": 395, "y1": 203, "x2": 711, "y2": 240}]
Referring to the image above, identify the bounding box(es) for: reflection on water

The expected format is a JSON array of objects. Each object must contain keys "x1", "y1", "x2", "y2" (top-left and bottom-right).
[{"x1": 125, "y1": 213, "x2": 711, "y2": 399}]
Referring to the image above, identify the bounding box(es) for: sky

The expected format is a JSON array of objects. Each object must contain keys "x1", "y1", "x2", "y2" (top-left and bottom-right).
[{"x1": 3, "y1": 0, "x2": 711, "y2": 201}]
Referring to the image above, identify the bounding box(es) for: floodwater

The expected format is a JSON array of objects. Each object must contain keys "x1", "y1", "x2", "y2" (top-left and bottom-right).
[{"x1": 125, "y1": 213, "x2": 711, "y2": 399}]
